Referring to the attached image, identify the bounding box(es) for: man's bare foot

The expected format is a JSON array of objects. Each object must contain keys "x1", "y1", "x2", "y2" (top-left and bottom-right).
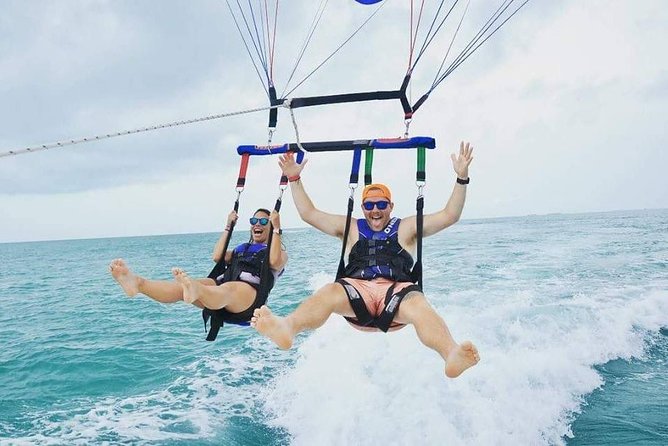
[
  {"x1": 172, "y1": 268, "x2": 199, "y2": 304},
  {"x1": 445, "y1": 340, "x2": 480, "y2": 378},
  {"x1": 109, "y1": 258, "x2": 141, "y2": 297},
  {"x1": 251, "y1": 305, "x2": 294, "y2": 350}
]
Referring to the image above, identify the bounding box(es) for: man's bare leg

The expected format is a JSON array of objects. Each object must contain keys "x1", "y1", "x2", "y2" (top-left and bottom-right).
[
  {"x1": 172, "y1": 268, "x2": 256, "y2": 311},
  {"x1": 251, "y1": 282, "x2": 352, "y2": 349},
  {"x1": 110, "y1": 259, "x2": 214, "y2": 303},
  {"x1": 396, "y1": 292, "x2": 479, "y2": 378}
]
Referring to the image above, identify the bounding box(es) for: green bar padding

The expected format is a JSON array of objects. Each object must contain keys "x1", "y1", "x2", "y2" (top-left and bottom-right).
[{"x1": 365, "y1": 148, "x2": 374, "y2": 185}]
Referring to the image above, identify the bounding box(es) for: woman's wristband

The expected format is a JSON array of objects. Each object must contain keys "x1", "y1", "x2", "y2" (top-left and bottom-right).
[
  {"x1": 456, "y1": 177, "x2": 470, "y2": 185},
  {"x1": 288, "y1": 175, "x2": 301, "y2": 183}
]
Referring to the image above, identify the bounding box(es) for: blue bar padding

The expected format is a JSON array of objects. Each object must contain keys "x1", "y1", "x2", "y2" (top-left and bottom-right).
[
  {"x1": 237, "y1": 136, "x2": 436, "y2": 155},
  {"x1": 296, "y1": 151, "x2": 305, "y2": 164},
  {"x1": 371, "y1": 137, "x2": 435, "y2": 149},
  {"x1": 350, "y1": 148, "x2": 362, "y2": 183},
  {"x1": 237, "y1": 144, "x2": 290, "y2": 156}
]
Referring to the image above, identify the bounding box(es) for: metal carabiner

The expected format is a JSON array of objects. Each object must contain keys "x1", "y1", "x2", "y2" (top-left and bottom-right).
[
  {"x1": 404, "y1": 118, "x2": 412, "y2": 138},
  {"x1": 416, "y1": 181, "x2": 425, "y2": 198},
  {"x1": 349, "y1": 183, "x2": 358, "y2": 199}
]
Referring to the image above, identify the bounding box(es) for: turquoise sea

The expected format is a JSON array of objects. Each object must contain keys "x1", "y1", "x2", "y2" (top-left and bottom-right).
[{"x1": 1, "y1": 209, "x2": 666, "y2": 445}]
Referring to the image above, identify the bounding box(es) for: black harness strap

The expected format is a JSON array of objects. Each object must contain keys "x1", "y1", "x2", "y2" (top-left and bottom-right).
[
  {"x1": 335, "y1": 196, "x2": 355, "y2": 281},
  {"x1": 412, "y1": 195, "x2": 424, "y2": 288},
  {"x1": 375, "y1": 283, "x2": 422, "y2": 332},
  {"x1": 207, "y1": 154, "x2": 249, "y2": 281},
  {"x1": 335, "y1": 148, "x2": 362, "y2": 281},
  {"x1": 338, "y1": 279, "x2": 375, "y2": 327},
  {"x1": 338, "y1": 280, "x2": 422, "y2": 332},
  {"x1": 202, "y1": 309, "x2": 225, "y2": 342}
]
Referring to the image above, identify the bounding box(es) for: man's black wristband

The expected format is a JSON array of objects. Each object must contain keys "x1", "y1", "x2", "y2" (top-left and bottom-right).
[{"x1": 456, "y1": 177, "x2": 470, "y2": 185}]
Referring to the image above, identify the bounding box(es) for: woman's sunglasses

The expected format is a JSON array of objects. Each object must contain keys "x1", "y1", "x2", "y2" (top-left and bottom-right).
[
  {"x1": 249, "y1": 217, "x2": 269, "y2": 226},
  {"x1": 362, "y1": 200, "x2": 390, "y2": 211}
]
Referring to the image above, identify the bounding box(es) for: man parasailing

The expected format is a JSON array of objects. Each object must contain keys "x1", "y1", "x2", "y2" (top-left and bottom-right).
[{"x1": 252, "y1": 141, "x2": 479, "y2": 379}]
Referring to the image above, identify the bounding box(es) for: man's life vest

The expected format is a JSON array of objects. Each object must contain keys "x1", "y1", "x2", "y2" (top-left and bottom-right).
[{"x1": 343, "y1": 217, "x2": 415, "y2": 282}]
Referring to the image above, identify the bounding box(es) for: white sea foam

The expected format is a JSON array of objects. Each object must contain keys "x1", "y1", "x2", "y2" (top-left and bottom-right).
[{"x1": 261, "y1": 277, "x2": 668, "y2": 445}]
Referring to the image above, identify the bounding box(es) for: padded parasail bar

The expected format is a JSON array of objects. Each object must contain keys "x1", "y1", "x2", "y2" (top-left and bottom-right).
[{"x1": 237, "y1": 136, "x2": 435, "y2": 156}]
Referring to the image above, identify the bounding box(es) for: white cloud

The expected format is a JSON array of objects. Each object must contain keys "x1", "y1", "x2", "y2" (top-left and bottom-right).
[{"x1": 1, "y1": 0, "x2": 667, "y2": 242}]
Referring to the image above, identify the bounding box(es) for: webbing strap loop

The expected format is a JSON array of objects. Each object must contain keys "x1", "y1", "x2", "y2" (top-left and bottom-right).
[{"x1": 364, "y1": 148, "x2": 374, "y2": 186}]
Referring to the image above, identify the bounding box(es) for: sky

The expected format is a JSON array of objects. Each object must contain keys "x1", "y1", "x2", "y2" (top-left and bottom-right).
[{"x1": 1, "y1": 0, "x2": 666, "y2": 243}]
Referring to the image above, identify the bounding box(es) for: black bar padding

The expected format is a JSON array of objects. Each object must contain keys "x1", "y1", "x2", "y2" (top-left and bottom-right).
[
  {"x1": 268, "y1": 86, "x2": 279, "y2": 129},
  {"x1": 400, "y1": 95, "x2": 412, "y2": 116},
  {"x1": 289, "y1": 90, "x2": 403, "y2": 109},
  {"x1": 399, "y1": 74, "x2": 413, "y2": 115},
  {"x1": 399, "y1": 74, "x2": 411, "y2": 93},
  {"x1": 412, "y1": 93, "x2": 430, "y2": 114},
  {"x1": 288, "y1": 140, "x2": 371, "y2": 153}
]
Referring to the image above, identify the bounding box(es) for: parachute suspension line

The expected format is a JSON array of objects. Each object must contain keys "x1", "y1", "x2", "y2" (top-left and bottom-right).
[
  {"x1": 430, "y1": 0, "x2": 470, "y2": 90},
  {"x1": 0, "y1": 104, "x2": 282, "y2": 159},
  {"x1": 411, "y1": 0, "x2": 460, "y2": 72},
  {"x1": 430, "y1": 0, "x2": 530, "y2": 92},
  {"x1": 438, "y1": 0, "x2": 515, "y2": 81},
  {"x1": 280, "y1": 0, "x2": 329, "y2": 98},
  {"x1": 269, "y1": 0, "x2": 279, "y2": 82},
  {"x1": 226, "y1": 0, "x2": 269, "y2": 95},
  {"x1": 259, "y1": 1, "x2": 270, "y2": 77},
  {"x1": 261, "y1": 0, "x2": 279, "y2": 83},
  {"x1": 283, "y1": 0, "x2": 387, "y2": 98},
  {"x1": 408, "y1": 0, "x2": 414, "y2": 70},
  {"x1": 242, "y1": 0, "x2": 269, "y2": 73},
  {"x1": 408, "y1": 0, "x2": 427, "y2": 71}
]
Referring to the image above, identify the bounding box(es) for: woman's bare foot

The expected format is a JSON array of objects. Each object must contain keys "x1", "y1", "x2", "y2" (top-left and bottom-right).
[
  {"x1": 172, "y1": 268, "x2": 199, "y2": 304},
  {"x1": 445, "y1": 340, "x2": 480, "y2": 378},
  {"x1": 251, "y1": 305, "x2": 294, "y2": 350},
  {"x1": 109, "y1": 259, "x2": 141, "y2": 297}
]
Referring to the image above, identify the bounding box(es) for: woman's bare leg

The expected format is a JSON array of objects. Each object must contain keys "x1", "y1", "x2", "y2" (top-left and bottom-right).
[
  {"x1": 110, "y1": 259, "x2": 214, "y2": 303},
  {"x1": 172, "y1": 268, "x2": 256, "y2": 312}
]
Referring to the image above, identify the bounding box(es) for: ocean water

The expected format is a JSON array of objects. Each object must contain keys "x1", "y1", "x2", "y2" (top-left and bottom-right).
[{"x1": 0, "y1": 209, "x2": 666, "y2": 445}]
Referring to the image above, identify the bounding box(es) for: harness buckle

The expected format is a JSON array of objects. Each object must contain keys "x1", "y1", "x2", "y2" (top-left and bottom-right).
[
  {"x1": 403, "y1": 118, "x2": 412, "y2": 138},
  {"x1": 348, "y1": 183, "x2": 358, "y2": 199},
  {"x1": 416, "y1": 181, "x2": 425, "y2": 198}
]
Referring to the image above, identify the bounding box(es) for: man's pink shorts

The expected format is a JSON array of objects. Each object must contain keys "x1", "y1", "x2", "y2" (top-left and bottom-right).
[{"x1": 339, "y1": 277, "x2": 416, "y2": 332}]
